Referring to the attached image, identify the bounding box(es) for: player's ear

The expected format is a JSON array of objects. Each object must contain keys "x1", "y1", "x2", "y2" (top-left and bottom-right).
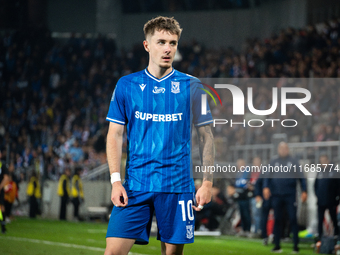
[{"x1": 143, "y1": 40, "x2": 150, "y2": 52}]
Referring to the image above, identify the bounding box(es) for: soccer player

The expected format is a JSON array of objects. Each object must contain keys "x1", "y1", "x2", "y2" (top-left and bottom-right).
[{"x1": 105, "y1": 16, "x2": 215, "y2": 255}]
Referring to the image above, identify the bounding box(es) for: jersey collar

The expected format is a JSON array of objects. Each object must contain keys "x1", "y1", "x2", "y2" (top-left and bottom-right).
[{"x1": 144, "y1": 68, "x2": 175, "y2": 83}]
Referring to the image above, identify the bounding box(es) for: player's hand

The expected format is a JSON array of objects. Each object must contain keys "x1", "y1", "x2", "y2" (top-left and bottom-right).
[
  {"x1": 263, "y1": 187, "x2": 271, "y2": 200},
  {"x1": 111, "y1": 182, "x2": 128, "y2": 207},
  {"x1": 193, "y1": 181, "x2": 212, "y2": 211},
  {"x1": 300, "y1": 191, "x2": 307, "y2": 203}
]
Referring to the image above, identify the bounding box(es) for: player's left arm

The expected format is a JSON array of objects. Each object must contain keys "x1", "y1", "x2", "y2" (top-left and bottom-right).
[{"x1": 193, "y1": 124, "x2": 215, "y2": 211}]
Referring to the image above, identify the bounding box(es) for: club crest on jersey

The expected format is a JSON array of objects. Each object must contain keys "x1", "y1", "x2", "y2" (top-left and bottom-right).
[
  {"x1": 186, "y1": 225, "x2": 194, "y2": 239},
  {"x1": 171, "y1": 81, "x2": 180, "y2": 94},
  {"x1": 153, "y1": 86, "x2": 165, "y2": 94},
  {"x1": 139, "y1": 84, "x2": 146, "y2": 91}
]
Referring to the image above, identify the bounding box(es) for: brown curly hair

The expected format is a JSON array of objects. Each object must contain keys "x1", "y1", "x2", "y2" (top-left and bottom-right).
[{"x1": 143, "y1": 16, "x2": 182, "y2": 39}]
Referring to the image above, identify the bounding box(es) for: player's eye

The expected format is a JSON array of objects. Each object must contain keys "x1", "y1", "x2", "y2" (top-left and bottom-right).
[
  {"x1": 170, "y1": 42, "x2": 177, "y2": 46},
  {"x1": 158, "y1": 41, "x2": 165, "y2": 45}
]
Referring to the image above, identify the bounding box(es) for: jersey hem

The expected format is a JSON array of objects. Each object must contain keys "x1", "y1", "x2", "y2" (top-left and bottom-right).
[
  {"x1": 106, "y1": 234, "x2": 149, "y2": 245},
  {"x1": 157, "y1": 236, "x2": 195, "y2": 244},
  {"x1": 124, "y1": 186, "x2": 195, "y2": 194}
]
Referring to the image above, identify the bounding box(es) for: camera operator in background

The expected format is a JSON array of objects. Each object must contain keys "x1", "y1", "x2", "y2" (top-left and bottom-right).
[{"x1": 228, "y1": 159, "x2": 254, "y2": 237}]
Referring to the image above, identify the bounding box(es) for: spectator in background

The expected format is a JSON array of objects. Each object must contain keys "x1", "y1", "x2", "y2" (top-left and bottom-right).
[
  {"x1": 196, "y1": 185, "x2": 228, "y2": 231},
  {"x1": 93, "y1": 128, "x2": 107, "y2": 154},
  {"x1": 71, "y1": 167, "x2": 84, "y2": 221},
  {"x1": 314, "y1": 155, "x2": 340, "y2": 240},
  {"x1": 68, "y1": 140, "x2": 84, "y2": 163},
  {"x1": 26, "y1": 171, "x2": 41, "y2": 218},
  {"x1": 250, "y1": 156, "x2": 262, "y2": 236},
  {"x1": 7, "y1": 162, "x2": 20, "y2": 205},
  {"x1": 263, "y1": 142, "x2": 307, "y2": 253},
  {"x1": 0, "y1": 150, "x2": 9, "y2": 233},
  {"x1": 4, "y1": 173, "x2": 18, "y2": 222},
  {"x1": 58, "y1": 168, "x2": 71, "y2": 220},
  {"x1": 255, "y1": 165, "x2": 272, "y2": 246},
  {"x1": 206, "y1": 186, "x2": 228, "y2": 230},
  {"x1": 228, "y1": 159, "x2": 253, "y2": 237}
]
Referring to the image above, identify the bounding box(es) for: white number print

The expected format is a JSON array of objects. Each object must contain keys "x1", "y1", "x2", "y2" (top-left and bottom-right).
[{"x1": 178, "y1": 200, "x2": 194, "y2": 221}]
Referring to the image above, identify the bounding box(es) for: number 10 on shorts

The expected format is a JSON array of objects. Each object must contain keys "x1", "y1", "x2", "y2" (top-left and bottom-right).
[{"x1": 178, "y1": 200, "x2": 194, "y2": 221}]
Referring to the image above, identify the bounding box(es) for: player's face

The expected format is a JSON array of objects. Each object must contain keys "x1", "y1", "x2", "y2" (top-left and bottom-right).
[{"x1": 144, "y1": 30, "x2": 178, "y2": 70}]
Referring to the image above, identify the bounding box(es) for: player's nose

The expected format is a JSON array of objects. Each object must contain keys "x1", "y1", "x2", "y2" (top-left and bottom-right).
[{"x1": 164, "y1": 43, "x2": 171, "y2": 53}]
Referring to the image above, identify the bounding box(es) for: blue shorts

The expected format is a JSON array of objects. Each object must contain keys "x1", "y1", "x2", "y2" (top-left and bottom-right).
[{"x1": 106, "y1": 189, "x2": 195, "y2": 244}]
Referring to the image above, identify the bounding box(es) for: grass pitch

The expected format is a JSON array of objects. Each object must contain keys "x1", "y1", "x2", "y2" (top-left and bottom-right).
[{"x1": 0, "y1": 217, "x2": 314, "y2": 255}]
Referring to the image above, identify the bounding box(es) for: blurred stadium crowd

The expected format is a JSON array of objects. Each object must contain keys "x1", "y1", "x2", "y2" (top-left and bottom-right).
[
  {"x1": 0, "y1": 18, "x2": 340, "y2": 181},
  {"x1": 121, "y1": 0, "x2": 252, "y2": 13}
]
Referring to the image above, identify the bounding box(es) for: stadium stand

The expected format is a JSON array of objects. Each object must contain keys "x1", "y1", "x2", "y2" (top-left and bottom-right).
[{"x1": 0, "y1": 18, "x2": 340, "y2": 179}]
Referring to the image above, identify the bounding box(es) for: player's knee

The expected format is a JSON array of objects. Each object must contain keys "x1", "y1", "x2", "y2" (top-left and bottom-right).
[
  {"x1": 165, "y1": 250, "x2": 183, "y2": 255},
  {"x1": 104, "y1": 249, "x2": 113, "y2": 255},
  {"x1": 162, "y1": 243, "x2": 184, "y2": 255},
  {"x1": 104, "y1": 248, "x2": 125, "y2": 255},
  {"x1": 104, "y1": 242, "x2": 120, "y2": 255}
]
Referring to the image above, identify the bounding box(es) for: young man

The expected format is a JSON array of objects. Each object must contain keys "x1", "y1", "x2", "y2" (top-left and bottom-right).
[{"x1": 105, "y1": 16, "x2": 215, "y2": 255}]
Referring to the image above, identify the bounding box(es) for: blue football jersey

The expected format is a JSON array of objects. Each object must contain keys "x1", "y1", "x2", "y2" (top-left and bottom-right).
[{"x1": 106, "y1": 68, "x2": 213, "y2": 193}]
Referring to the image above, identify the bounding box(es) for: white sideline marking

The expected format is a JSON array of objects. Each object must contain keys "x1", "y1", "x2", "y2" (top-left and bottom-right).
[
  {"x1": 0, "y1": 236, "x2": 147, "y2": 255},
  {"x1": 0, "y1": 236, "x2": 105, "y2": 252}
]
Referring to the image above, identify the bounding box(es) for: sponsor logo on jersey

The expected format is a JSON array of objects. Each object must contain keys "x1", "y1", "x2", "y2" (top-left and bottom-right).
[
  {"x1": 135, "y1": 111, "x2": 183, "y2": 122},
  {"x1": 171, "y1": 81, "x2": 180, "y2": 93},
  {"x1": 153, "y1": 86, "x2": 165, "y2": 94},
  {"x1": 186, "y1": 225, "x2": 194, "y2": 239},
  {"x1": 139, "y1": 84, "x2": 146, "y2": 91}
]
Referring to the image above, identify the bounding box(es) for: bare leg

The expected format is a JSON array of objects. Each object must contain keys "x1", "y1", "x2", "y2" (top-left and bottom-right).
[
  {"x1": 161, "y1": 242, "x2": 184, "y2": 255},
  {"x1": 105, "y1": 237, "x2": 135, "y2": 255}
]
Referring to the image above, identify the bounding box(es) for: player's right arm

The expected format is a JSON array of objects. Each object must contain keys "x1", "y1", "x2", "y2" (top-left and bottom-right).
[{"x1": 107, "y1": 122, "x2": 128, "y2": 207}]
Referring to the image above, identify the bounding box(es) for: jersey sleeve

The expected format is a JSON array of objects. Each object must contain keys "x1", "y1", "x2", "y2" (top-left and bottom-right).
[
  {"x1": 106, "y1": 78, "x2": 127, "y2": 125},
  {"x1": 191, "y1": 79, "x2": 213, "y2": 127}
]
